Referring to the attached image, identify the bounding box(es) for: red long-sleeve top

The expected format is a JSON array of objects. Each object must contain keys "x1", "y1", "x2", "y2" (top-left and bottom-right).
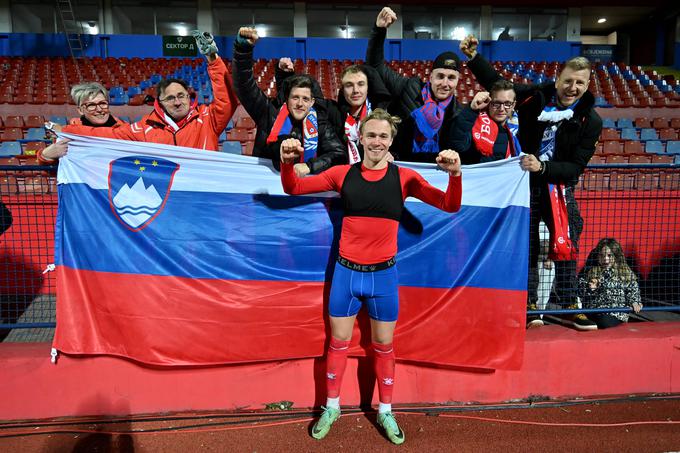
[{"x1": 281, "y1": 162, "x2": 462, "y2": 264}]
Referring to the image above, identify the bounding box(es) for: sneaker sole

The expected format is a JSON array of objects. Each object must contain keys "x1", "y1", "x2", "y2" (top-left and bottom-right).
[
  {"x1": 526, "y1": 319, "x2": 544, "y2": 329},
  {"x1": 544, "y1": 315, "x2": 597, "y2": 331}
]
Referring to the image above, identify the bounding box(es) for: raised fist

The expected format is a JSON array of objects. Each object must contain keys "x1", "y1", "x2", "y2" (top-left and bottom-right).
[
  {"x1": 238, "y1": 27, "x2": 259, "y2": 46},
  {"x1": 376, "y1": 7, "x2": 397, "y2": 28},
  {"x1": 280, "y1": 138, "x2": 303, "y2": 164},
  {"x1": 459, "y1": 35, "x2": 479, "y2": 59},
  {"x1": 278, "y1": 57, "x2": 294, "y2": 73},
  {"x1": 470, "y1": 91, "x2": 491, "y2": 111},
  {"x1": 436, "y1": 149, "x2": 461, "y2": 176}
]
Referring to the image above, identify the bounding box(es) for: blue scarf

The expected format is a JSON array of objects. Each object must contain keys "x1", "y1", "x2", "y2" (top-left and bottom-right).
[{"x1": 410, "y1": 83, "x2": 453, "y2": 153}]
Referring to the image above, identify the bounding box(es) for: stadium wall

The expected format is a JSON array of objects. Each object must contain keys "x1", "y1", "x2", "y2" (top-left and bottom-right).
[
  {"x1": 1, "y1": 33, "x2": 579, "y2": 62},
  {"x1": 1, "y1": 323, "x2": 679, "y2": 421}
]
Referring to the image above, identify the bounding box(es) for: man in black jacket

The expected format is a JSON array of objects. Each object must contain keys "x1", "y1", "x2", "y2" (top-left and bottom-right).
[
  {"x1": 366, "y1": 7, "x2": 462, "y2": 163},
  {"x1": 460, "y1": 35, "x2": 602, "y2": 331},
  {"x1": 232, "y1": 27, "x2": 346, "y2": 175}
]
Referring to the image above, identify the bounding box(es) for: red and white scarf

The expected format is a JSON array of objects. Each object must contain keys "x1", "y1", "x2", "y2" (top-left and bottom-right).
[
  {"x1": 343, "y1": 99, "x2": 370, "y2": 165},
  {"x1": 547, "y1": 184, "x2": 576, "y2": 261},
  {"x1": 471, "y1": 112, "x2": 521, "y2": 158}
]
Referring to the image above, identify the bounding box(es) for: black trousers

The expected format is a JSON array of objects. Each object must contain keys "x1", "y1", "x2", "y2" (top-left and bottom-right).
[{"x1": 528, "y1": 185, "x2": 583, "y2": 307}]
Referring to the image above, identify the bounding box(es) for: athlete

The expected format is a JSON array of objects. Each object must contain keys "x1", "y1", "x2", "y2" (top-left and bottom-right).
[{"x1": 280, "y1": 108, "x2": 462, "y2": 445}]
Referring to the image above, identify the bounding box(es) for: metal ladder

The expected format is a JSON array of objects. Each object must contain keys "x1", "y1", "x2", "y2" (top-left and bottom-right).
[{"x1": 55, "y1": 0, "x2": 85, "y2": 81}]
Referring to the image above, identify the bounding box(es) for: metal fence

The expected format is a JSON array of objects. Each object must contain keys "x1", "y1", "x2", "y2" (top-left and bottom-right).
[{"x1": 0, "y1": 163, "x2": 679, "y2": 341}]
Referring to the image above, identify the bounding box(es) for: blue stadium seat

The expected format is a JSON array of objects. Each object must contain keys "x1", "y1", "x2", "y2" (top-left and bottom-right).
[
  {"x1": 640, "y1": 128, "x2": 659, "y2": 141},
  {"x1": 127, "y1": 86, "x2": 141, "y2": 96},
  {"x1": 602, "y1": 118, "x2": 616, "y2": 128},
  {"x1": 616, "y1": 118, "x2": 634, "y2": 128},
  {"x1": 109, "y1": 94, "x2": 129, "y2": 106},
  {"x1": 109, "y1": 86, "x2": 125, "y2": 97},
  {"x1": 644, "y1": 140, "x2": 664, "y2": 154},
  {"x1": 24, "y1": 127, "x2": 46, "y2": 141},
  {"x1": 222, "y1": 141, "x2": 242, "y2": 154},
  {"x1": 620, "y1": 128, "x2": 638, "y2": 140},
  {"x1": 667, "y1": 141, "x2": 680, "y2": 154},
  {"x1": 150, "y1": 74, "x2": 163, "y2": 84},
  {"x1": 226, "y1": 119, "x2": 234, "y2": 131},
  {"x1": 117, "y1": 116, "x2": 131, "y2": 123},
  {"x1": 0, "y1": 141, "x2": 22, "y2": 156},
  {"x1": 594, "y1": 97, "x2": 611, "y2": 108},
  {"x1": 49, "y1": 115, "x2": 68, "y2": 125},
  {"x1": 218, "y1": 130, "x2": 227, "y2": 142}
]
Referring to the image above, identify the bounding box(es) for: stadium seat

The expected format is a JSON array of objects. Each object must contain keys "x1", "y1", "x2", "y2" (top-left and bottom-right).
[
  {"x1": 0, "y1": 174, "x2": 18, "y2": 195},
  {"x1": 222, "y1": 141, "x2": 242, "y2": 154},
  {"x1": 658, "y1": 128, "x2": 678, "y2": 140},
  {"x1": 23, "y1": 141, "x2": 46, "y2": 154},
  {"x1": 670, "y1": 118, "x2": 680, "y2": 128},
  {"x1": 605, "y1": 154, "x2": 627, "y2": 164},
  {"x1": 616, "y1": 118, "x2": 634, "y2": 128},
  {"x1": 623, "y1": 141, "x2": 643, "y2": 154},
  {"x1": 609, "y1": 171, "x2": 636, "y2": 190},
  {"x1": 24, "y1": 128, "x2": 47, "y2": 141},
  {"x1": 235, "y1": 117, "x2": 257, "y2": 129},
  {"x1": 620, "y1": 128, "x2": 638, "y2": 140},
  {"x1": 651, "y1": 154, "x2": 674, "y2": 164},
  {"x1": 227, "y1": 128, "x2": 255, "y2": 142},
  {"x1": 636, "y1": 171, "x2": 658, "y2": 190},
  {"x1": 588, "y1": 155, "x2": 605, "y2": 164},
  {"x1": 601, "y1": 118, "x2": 616, "y2": 128},
  {"x1": 666, "y1": 141, "x2": 680, "y2": 154},
  {"x1": 644, "y1": 140, "x2": 664, "y2": 153},
  {"x1": 0, "y1": 141, "x2": 22, "y2": 156},
  {"x1": 659, "y1": 172, "x2": 680, "y2": 190},
  {"x1": 652, "y1": 118, "x2": 669, "y2": 129},
  {"x1": 4, "y1": 116, "x2": 25, "y2": 129},
  {"x1": 628, "y1": 154, "x2": 652, "y2": 164},
  {"x1": 600, "y1": 128, "x2": 620, "y2": 140},
  {"x1": 0, "y1": 128, "x2": 23, "y2": 142},
  {"x1": 634, "y1": 117, "x2": 652, "y2": 128},
  {"x1": 602, "y1": 140, "x2": 623, "y2": 154},
  {"x1": 639, "y1": 128, "x2": 658, "y2": 140},
  {"x1": 582, "y1": 171, "x2": 608, "y2": 191},
  {"x1": 24, "y1": 115, "x2": 44, "y2": 128},
  {"x1": 49, "y1": 115, "x2": 69, "y2": 125}
]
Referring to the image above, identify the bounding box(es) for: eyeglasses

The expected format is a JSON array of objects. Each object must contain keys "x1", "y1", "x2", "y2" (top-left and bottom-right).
[
  {"x1": 159, "y1": 93, "x2": 189, "y2": 104},
  {"x1": 489, "y1": 100, "x2": 516, "y2": 110},
  {"x1": 81, "y1": 101, "x2": 109, "y2": 112}
]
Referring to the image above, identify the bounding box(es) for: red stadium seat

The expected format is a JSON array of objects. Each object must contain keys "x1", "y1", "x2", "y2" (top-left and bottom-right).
[
  {"x1": 582, "y1": 171, "x2": 609, "y2": 191},
  {"x1": 634, "y1": 117, "x2": 651, "y2": 128},
  {"x1": 623, "y1": 141, "x2": 643, "y2": 154},
  {"x1": 628, "y1": 154, "x2": 652, "y2": 164},
  {"x1": 670, "y1": 118, "x2": 680, "y2": 129},
  {"x1": 605, "y1": 154, "x2": 627, "y2": 164},
  {"x1": 589, "y1": 155, "x2": 605, "y2": 164},
  {"x1": 659, "y1": 172, "x2": 680, "y2": 190},
  {"x1": 0, "y1": 128, "x2": 23, "y2": 141},
  {"x1": 227, "y1": 128, "x2": 255, "y2": 142},
  {"x1": 651, "y1": 154, "x2": 674, "y2": 164},
  {"x1": 0, "y1": 174, "x2": 18, "y2": 195},
  {"x1": 658, "y1": 128, "x2": 678, "y2": 140},
  {"x1": 602, "y1": 140, "x2": 623, "y2": 154},
  {"x1": 609, "y1": 171, "x2": 636, "y2": 190},
  {"x1": 652, "y1": 118, "x2": 669, "y2": 129},
  {"x1": 24, "y1": 115, "x2": 44, "y2": 128},
  {"x1": 4, "y1": 116, "x2": 24, "y2": 128},
  {"x1": 600, "y1": 128, "x2": 620, "y2": 140},
  {"x1": 636, "y1": 171, "x2": 659, "y2": 190},
  {"x1": 235, "y1": 117, "x2": 257, "y2": 130}
]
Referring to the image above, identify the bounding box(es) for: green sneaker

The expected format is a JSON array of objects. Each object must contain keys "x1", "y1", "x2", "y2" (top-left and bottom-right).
[
  {"x1": 377, "y1": 412, "x2": 405, "y2": 445},
  {"x1": 311, "y1": 406, "x2": 341, "y2": 440}
]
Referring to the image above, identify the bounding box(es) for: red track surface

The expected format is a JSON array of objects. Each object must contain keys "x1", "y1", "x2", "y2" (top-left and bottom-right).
[{"x1": 1, "y1": 398, "x2": 679, "y2": 452}]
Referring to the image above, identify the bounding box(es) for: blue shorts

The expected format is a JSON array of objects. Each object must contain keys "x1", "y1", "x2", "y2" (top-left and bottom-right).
[{"x1": 328, "y1": 260, "x2": 399, "y2": 322}]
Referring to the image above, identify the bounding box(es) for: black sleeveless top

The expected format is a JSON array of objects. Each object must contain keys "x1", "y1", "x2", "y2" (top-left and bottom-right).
[{"x1": 340, "y1": 162, "x2": 403, "y2": 221}]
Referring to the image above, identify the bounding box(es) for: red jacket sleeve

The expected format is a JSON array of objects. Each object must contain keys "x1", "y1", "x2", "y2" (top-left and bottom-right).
[
  {"x1": 207, "y1": 56, "x2": 237, "y2": 135},
  {"x1": 63, "y1": 122, "x2": 139, "y2": 141},
  {"x1": 401, "y1": 168, "x2": 462, "y2": 213},
  {"x1": 281, "y1": 162, "x2": 348, "y2": 195}
]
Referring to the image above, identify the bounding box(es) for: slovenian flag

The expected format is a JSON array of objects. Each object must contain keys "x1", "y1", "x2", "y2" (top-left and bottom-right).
[{"x1": 52, "y1": 134, "x2": 529, "y2": 369}]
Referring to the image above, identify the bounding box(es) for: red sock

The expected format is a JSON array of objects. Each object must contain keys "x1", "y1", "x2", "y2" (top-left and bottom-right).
[
  {"x1": 373, "y1": 342, "x2": 395, "y2": 404},
  {"x1": 326, "y1": 337, "x2": 350, "y2": 398}
]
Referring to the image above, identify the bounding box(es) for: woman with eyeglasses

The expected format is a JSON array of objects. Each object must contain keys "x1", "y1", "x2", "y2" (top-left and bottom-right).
[
  {"x1": 446, "y1": 79, "x2": 521, "y2": 165},
  {"x1": 37, "y1": 82, "x2": 124, "y2": 164}
]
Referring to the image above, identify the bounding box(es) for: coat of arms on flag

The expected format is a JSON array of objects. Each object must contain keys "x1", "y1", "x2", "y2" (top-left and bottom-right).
[{"x1": 108, "y1": 156, "x2": 180, "y2": 231}]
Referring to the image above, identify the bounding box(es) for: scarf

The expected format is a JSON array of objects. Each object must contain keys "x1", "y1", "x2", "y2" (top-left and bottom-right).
[
  {"x1": 266, "y1": 105, "x2": 319, "y2": 163},
  {"x1": 344, "y1": 99, "x2": 371, "y2": 165},
  {"x1": 537, "y1": 98, "x2": 578, "y2": 161},
  {"x1": 153, "y1": 96, "x2": 199, "y2": 132},
  {"x1": 547, "y1": 184, "x2": 575, "y2": 261},
  {"x1": 410, "y1": 82, "x2": 452, "y2": 153},
  {"x1": 471, "y1": 111, "x2": 521, "y2": 158}
]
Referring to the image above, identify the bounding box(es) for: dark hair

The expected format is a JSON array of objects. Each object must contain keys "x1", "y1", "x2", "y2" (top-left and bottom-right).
[
  {"x1": 156, "y1": 78, "x2": 190, "y2": 99},
  {"x1": 284, "y1": 74, "x2": 315, "y2": 99},
  {"x1": 490, "y1": 79, "x2": 515, "y2": 96},
  {"x1": 584, "y1": 237, "x2": 635, "y2": 282}
]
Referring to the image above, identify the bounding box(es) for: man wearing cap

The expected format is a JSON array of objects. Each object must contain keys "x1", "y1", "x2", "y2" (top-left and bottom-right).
[{"x1": 366, "y1": 7, "x2": 462, "y2": 163}]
